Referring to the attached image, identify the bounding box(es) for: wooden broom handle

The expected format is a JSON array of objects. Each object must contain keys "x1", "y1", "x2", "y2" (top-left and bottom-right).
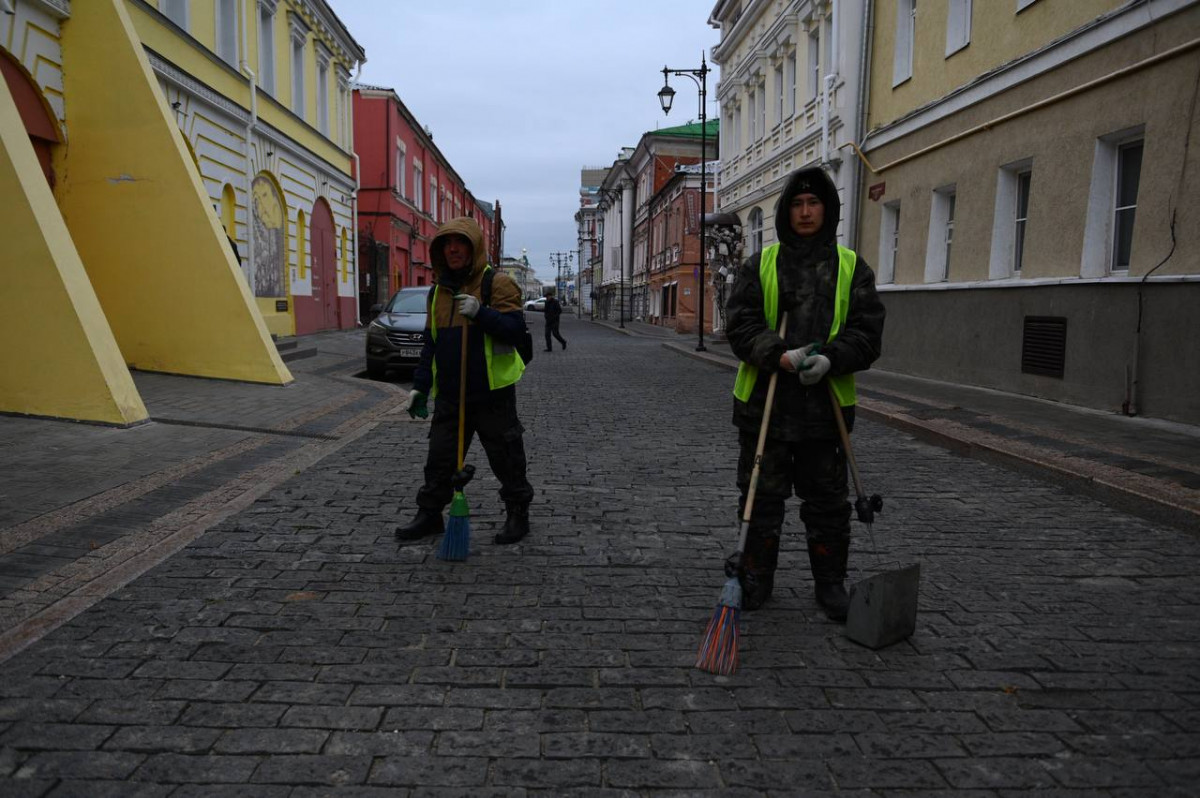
[
  {"x1": 457, "y1": 319, "x2": 468, "y2": 471},
  {"x1": 741, "y1": 314, "x2": 788, "y2": 524}
]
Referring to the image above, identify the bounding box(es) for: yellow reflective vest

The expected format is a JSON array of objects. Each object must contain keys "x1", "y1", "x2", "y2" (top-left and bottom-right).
[
  {"x1": 429, "y1": 267, "x2": 524, "y2": 397},
  {"x1": 733, "y1": 244, "x2": 858, "y2": 407}
]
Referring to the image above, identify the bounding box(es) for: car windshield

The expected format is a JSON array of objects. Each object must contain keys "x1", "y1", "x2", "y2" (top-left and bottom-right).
[{"x1": 385, "y1": 291, "x2": 428, "y2": 314}]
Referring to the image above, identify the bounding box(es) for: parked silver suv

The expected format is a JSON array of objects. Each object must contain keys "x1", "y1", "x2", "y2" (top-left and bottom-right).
[{"x1": 365, "y1": 287, "x2": 429, "y2": 379}]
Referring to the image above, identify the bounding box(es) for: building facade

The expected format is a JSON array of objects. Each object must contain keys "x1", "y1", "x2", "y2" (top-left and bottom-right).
[
  {"x1": 855, "y1": 0, "x2": 1200, "y2": 424},
  {"x1": 496, "y1": 252, "x2": 540, "y2": 302},
  {"x1": 595, "y1": 149, "x2": 635, "y2": 324},
  {"x1": 628, "y1": 122, "x2": 719, "y2": 333},
  {"x1": 708, "y1": 0, "x2": 867, "y2": 250},
  {"x1": 1, "y1": 0, "x2": 366, "y2": 424},
  {"x1": 353, "y1": 84, "x2": 501, "y2": 317},
  {"x1": 576, "y1": 167, "x2": 607, "y2": 316}
]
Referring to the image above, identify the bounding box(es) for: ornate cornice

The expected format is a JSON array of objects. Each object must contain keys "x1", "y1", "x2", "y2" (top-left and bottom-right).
[{"x1": 31, "y1": 0, "x2": 70, "y2": 19}]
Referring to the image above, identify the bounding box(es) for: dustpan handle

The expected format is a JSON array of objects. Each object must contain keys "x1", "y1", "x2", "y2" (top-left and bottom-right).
[{"x1": 827, "y1": 382, "x2": 866, "y2": 501}]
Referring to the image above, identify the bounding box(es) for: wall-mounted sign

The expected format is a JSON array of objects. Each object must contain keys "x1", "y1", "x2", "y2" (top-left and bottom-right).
[
  {"x1": 868, "y1": 182, "x2": 886, "y2": 201},
  {"x1": 275, "y1": 300, "x2": 289, "y2": 312}
]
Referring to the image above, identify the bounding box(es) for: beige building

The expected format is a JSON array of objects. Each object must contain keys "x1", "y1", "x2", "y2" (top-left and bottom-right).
[
  {"x1": 856, "y1": 0, "x2": 1200, "y2": 424},
  {"x1": 708, "y1": 0, "x2": 868, "y2": 249}
]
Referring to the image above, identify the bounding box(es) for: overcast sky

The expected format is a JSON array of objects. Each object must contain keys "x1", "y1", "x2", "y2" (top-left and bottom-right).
[{"x1": 331, "y1": 1, "x2": 721, "y2": 284}]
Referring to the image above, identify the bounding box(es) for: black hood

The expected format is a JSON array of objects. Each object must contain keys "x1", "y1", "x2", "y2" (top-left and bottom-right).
[{"x1": 774, "y1": 166, "x2": 840, "y2": 249}]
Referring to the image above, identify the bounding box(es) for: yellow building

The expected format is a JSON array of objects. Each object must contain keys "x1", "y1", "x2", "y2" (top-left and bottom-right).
[
  {"x1": 1, "y1": 0, "x2": 363, "y2": 425},
  {"x1": 855, "y1": 0, "x2": 1200, "y2": 424}
]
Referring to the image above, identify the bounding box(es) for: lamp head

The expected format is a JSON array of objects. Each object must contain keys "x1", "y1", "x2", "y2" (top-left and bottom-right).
[{"x1": 657, "y1": 75, "x2": 675, "y2": 115}]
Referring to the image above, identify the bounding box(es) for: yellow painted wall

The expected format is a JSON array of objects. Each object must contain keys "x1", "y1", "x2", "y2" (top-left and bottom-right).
[
  {"x1": 56, "y1": 0, "x2": 291, "y2": 385},
  {"x1": 127, "y1": 2, "x2": 352, "y2": 171},
  {"x1": 0, "y1": 78, "x2": 148, "y2": 425},
  {"x1": 868, "y1": 0, "x2": 1126, "y2": 130}
]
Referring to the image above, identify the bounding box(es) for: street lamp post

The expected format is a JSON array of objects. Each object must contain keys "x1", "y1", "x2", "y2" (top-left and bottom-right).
[
  {"x1": 549, "y1": 251, "x2": 573, "y2": 302},
  {"x1": 658, "y1": 54, "x2": 711, "y2": 352}
]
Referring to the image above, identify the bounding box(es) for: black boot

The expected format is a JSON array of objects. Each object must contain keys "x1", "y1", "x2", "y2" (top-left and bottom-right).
[
  {"x1": 739, "y1": 529, "x2": 780, "y2": 611},
  {"x1": 494, "y1": 503, "x2": 530, "y2": 545},
  {"x1": 395, "y1": 508, "x2": 443, "y2": 541},
  {"x1": 808, "y1": 539, "x2": 850, "y2": 622}
]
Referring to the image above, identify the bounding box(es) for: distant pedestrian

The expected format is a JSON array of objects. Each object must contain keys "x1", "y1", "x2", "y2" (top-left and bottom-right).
[
  {"x1": 543, "y1": 288, "x2": 567, "y2": 352},
  {"x1": 724, "y1": 166, "x2": 885, "y2": 621},
  {"x1": 396, "y1": 216, "x2": 535, "y2": 545}
]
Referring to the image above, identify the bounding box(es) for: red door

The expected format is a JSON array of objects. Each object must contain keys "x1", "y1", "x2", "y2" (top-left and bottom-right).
[{"x1": 310, "y1": 199, "x2": 339, "y2": 331}]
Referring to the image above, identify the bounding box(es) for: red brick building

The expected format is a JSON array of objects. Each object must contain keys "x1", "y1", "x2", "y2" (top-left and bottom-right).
[{"x1": 353, "y1": 84, "x2": 502, "y2": 317}]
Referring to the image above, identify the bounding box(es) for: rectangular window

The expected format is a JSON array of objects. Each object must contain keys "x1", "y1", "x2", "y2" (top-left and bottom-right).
[
  {"x1": 317, "y1": 61, "x2": 329, "y2": 135},
  {"x1": 748, "y1": 89, "x2": 756, "y2": 141},
  {"x1": 258, "y1": 3, "x2": 275, "y2": 94},
  {"x1": 894, "y1": 0, "x2": 916, "y2": 86},
  {"x1": 944, "y1": 192, "x2": 956, "y2": 279},
  {"x1": 1014, "y1": 170, "x2": 1031, "y2": 272},
  {"x1": 413, "y1": 165, "x2": 423, "y2": 211},
  {"x1": 216, "y1": 0, "x2": 238, "y2": 65},
  {"x1": 946, "y1": 0, "x2": 971, "y2": 57},
  {"x1": 395, "y1": 142, "x2": 406, "y2": 196},
  {"x1": 161, "y1": 0, "x2": 189, "y2": 31},
  {"x1": 733, "y1": 106, "x2": 741, "y2": 152},
  {"x1": 291, "y1": 33, "x2": 305, "y2": 117},
  {"x1": 1112, "y1": 140, "x2": 1143, "y2": 272},
  {"x1": 878, "y1": 201, "x2": 900, "y2": 284},
  {"x1": 807, "y1": 28, "x2": 820, "y2": 100},
  {"x1": 430, "y1": 178, "x2": 437, "y2": 219},
  {"x1": 786, "y1": 52, "x2": 797, "y2": 117},
  {"x1": 774, "y1": 63, "x2": 784, "y2": 125},
  {"x1": 757, "y1": 78, "x2": 766, "y2": 138},
  {"x1": 924, "y1": 185, "x2": 955, "y2": 283}
]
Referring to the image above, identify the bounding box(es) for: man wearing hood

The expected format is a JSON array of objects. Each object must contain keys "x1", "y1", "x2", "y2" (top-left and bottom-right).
[
  {"x1": 725, "y1": 167, "x2": 886, "y2": 621},
  {"x1": 396, "y1": 217, "x2": 535, "y2": 545}
]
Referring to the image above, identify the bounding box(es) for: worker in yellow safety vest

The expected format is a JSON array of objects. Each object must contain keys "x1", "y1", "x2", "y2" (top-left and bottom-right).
[
  {"x1": 396, "y1": 217, "x2": 535, "y2": 546},
  {"x1": 725, "y1": 166, "x2": 886, "y2": 621}
]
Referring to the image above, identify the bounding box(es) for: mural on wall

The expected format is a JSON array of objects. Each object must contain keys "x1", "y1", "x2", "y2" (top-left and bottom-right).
[{"x1": 251, "y1": 174, "x2": 285, "y2": 297}]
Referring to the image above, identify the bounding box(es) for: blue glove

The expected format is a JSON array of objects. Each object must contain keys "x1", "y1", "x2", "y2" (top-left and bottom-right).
[{"x1": 406, "y1": 389, "x2": 428, "y2": 419}]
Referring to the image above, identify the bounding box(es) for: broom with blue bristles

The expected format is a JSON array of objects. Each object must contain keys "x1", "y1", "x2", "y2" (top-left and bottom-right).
[
  {"x1": 696, "y1": 315, "x2": 788, "y2": 675},
  {"x1": 437, "y1": 314, "x2": 474, "y2": 561}
]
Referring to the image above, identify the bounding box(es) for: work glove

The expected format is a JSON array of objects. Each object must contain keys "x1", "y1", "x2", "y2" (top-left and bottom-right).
[
  {"x1": 406, "y1": 389, "x2": 428, "y2": 419},
  {"x1": 798, "y1": 353, "x2": 831, "y2": 385},
  {"x1": 454, "y1": 293, "x2": 480, "y2": 319},
  {"x1": 783, "y1": 347, "x2": 809, "y2": 372}
]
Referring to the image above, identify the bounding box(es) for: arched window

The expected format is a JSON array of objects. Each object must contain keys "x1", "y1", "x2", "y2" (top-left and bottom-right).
[
  {"x1": 748, "y1": 207, "x2": 764, "y2": 254},
  {"x1": 296, "y1": 209, "x2": 307, "y2": 280}
]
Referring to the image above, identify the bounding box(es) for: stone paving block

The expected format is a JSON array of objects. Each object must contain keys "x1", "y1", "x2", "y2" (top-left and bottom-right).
[
  {"x1": 179, "y1": 703, "x2": 287, "y2": 728},
  {"x1": 380, "y1": 707, "x2": 482, "y2": 732},
  {"x1": 324, "y1": 730, "x2": 434, "y2": 757},
  {"x1": 933, "y1": 756, "x2": 1059, "y2": 789},
  {"x1": 43, "y1": 781, "x2": 173, "y2": 798},
  {"x1": 16, "y1": 750, "x2": 144, "y2": 780},
  {"x1": 490, "y1": 757, "x2": 602, "y2": 789},
  {"x1": 250, "y1": 753, "x2": 372, "y2": 785},
  {"x1": 212, "y1": 728, "x2": 329, "y2": 754},
  {"x1": 368, "y1": 755, "x2": 489, "y2": 788},
  {"x1": 103, "y1": 725, "x2": 223, "y2": 754},
  {"x1": 77, "y1": 700, "x2": 186, "y2": 726},
  {"x1": 0, "y1": 722, "x2": 115, "y2": 751},
  {"x1": 604, "y1": 758, "x2": 719, "y2": 790},
  {"x1": 280, "y1": 705, "x2": 382, "y2": 731}
]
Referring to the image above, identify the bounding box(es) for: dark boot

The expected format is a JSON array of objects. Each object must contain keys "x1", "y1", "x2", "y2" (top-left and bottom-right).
[
  {"x1": 494, "y1": 503, "x2": 530, "y2": 545},
  {"x1": 739, "y1": 529, "x2": 780, "y2": 611},
  {"x1": 808, "y1": 539, "x2": 850, "y2": 622},
  {"x1": 395, "y1": 508, "x2": 443, "y2": 541}
]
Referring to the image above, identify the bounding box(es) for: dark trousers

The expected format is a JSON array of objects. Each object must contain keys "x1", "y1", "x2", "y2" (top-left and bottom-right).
[
  {"x1": 736, "y1": 432, "x2": 851, "y2": 556},
  {"x1": 416, "y1": 388, "x2": 534, "y2": 510},
  {"x1": 544, "y1": 319, "x2": 566, "y2": 350}
]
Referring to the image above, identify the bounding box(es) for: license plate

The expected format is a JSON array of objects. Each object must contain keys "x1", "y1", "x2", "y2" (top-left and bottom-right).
[{"x1": 399, "y1": 348, "x2": 422, "y2": 358}]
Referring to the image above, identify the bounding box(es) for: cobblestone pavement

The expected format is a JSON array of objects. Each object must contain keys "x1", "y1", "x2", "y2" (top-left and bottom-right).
[{"x1": 1, "y1": 315, "x2": 1198, "y2": 796}]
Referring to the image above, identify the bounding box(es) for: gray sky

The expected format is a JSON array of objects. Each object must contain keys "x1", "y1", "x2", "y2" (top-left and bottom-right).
[{"x1": 331, "y1": 1, "x2": 721, "y2": 284}]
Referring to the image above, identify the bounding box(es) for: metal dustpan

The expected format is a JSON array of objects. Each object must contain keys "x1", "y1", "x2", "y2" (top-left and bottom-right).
[{"x1": 828, "y1": 386, "x2": 920, "y2": 650}]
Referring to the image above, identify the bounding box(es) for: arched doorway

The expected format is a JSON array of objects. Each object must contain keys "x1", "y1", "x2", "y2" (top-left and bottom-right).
[
  {"x1": 310, "y1": 198, "x2": 339, "y2": 330},
  {"x1": 1, "y1": 51, "x2": 61, "y2": 187},
  {"x1": 251, "y1": 174, "x2": 286, "y2": 298}
]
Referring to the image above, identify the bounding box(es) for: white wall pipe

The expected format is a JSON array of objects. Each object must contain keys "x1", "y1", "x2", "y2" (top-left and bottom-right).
[{"x1": 239, "y1": 0, "x2": 257, "y2": 294}]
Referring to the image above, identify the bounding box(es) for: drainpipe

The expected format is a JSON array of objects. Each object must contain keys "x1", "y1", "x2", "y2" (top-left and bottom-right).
[
  {"x1": 848, "y1": 0, "x2": 874, "y2": 249},
  {"x1": 351, "y1": 60, "x2": 364, "y2": 325},
  {"x1": 239, "y1": 0, "x2": 257, "y2": 298}
]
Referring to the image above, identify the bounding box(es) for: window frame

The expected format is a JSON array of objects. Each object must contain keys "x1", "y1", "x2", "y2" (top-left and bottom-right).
[
  {"x1": 258, "y1": 1, "x2": 275, "y2": 94},
  {"x1": 893, "y1": 0, "x2": 916, "y2": 87},
  {"x1": 215, "y1": 0, "x2": 239, "y2": 66},
  {"x1": 946, "y1": 0, "x2": 971, "y2": 57},
  {"x1": 878, "y1": 201, "x2": 900, "y2": 285},
  {"x1": 924, "y1": 184, "x2": 956, "y2": 283},
  {"x1": 161, "y1": 0, "x2": 189, "y2": 31}
]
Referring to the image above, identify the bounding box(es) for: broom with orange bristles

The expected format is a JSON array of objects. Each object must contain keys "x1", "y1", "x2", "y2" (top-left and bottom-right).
[{"x1": 696, "y1": 315, "x2": 789, "y2": 675}]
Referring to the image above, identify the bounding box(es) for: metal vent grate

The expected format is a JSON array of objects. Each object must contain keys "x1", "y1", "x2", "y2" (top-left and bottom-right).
[{"x1": 1021, "y1": 316, "x2": 1067, "y2": 378}]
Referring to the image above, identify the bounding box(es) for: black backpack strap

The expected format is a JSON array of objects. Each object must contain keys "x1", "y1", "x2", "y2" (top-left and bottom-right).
[{"x1": 481, "y1": 266, "x2": 495, "y2": 308}]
